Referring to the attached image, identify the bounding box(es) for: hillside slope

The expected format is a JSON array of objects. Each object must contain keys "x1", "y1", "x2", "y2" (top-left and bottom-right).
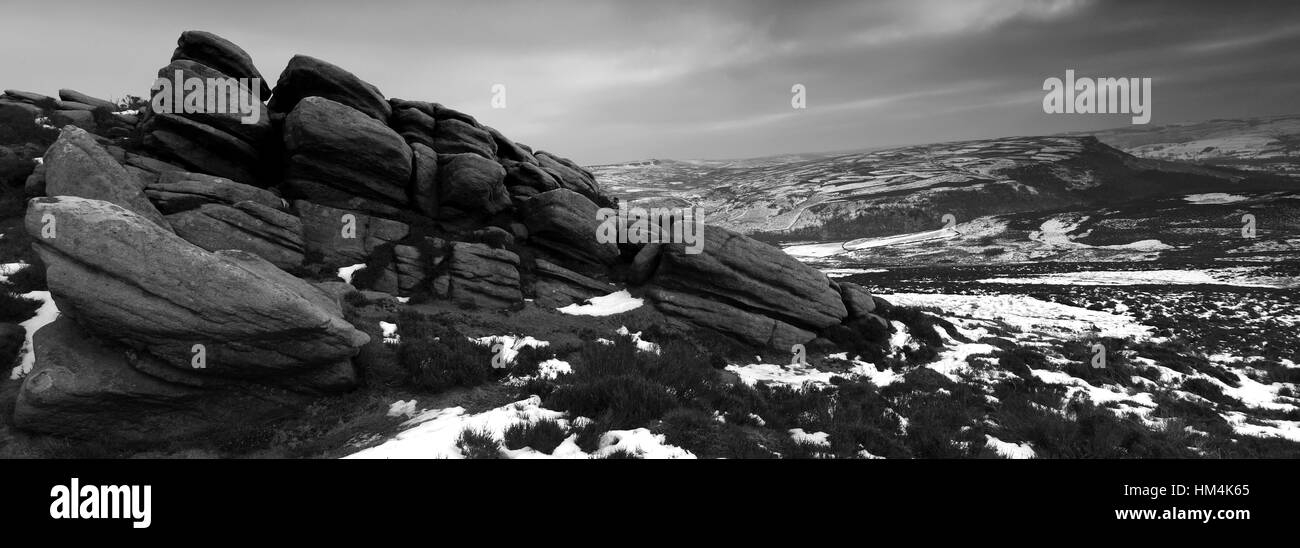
[
  {"x1": 591, "y1": 135, "x2": 1294, "y2": 241},
  {"x1": 1079, "y1": 113, "x2": 1300, "y2": 177}
]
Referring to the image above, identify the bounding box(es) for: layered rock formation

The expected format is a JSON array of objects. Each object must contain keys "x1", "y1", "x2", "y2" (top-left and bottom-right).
[{"x1": 11, "y1": 30, "x2": 885, "y2": 441}]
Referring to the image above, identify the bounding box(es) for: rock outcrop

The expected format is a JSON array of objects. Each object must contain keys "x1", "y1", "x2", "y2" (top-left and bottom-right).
[
  {"x1": 6, "y1": 29, "x2": 889, "y2": 443},
  {"x1": 14, "y1": 318, "x2": 313, "y2": 442},
  {"x1": 26, "y1": 197, "x2": 368, "y2": 380},
  {"x1": 43, "y1": 126, "x2": 171, "y2": 229},
  {"x1": 171, "y1": 30, "x2": 272, "y2": 97},
  {"x1": 648, "y1": 226, "x2": 847, "y2": 332},
  {"x1": 283, "y1": 96, "x2": 412, "y2": 211},
  {"x1": 268, "y1": 55, "x2": 391, "y2": 122},
  {"x1": 166, "y1": 201, "x2": 306, "y2": 270},
  {"x1": 433, "y1": 242, "x2": 523, "y2": 309},
  {"x1": 143, "y1": 112, "x2": 262, "y2": 185},
  {"x1": 437, "y1": 152, "x2": 510, "y2": 216},
  {"x1": 139, "y1": 31, "x2": 276, "y2": 186},
  {"x1": 523, "y1": 189, "x2": 620, "y2": 267},
  {"x1": 297, "y1": 200, "x2": 409, "y2": 268},
  {"x1": 146, "y1": 170, "x2": 286, "y2": 213},
  {"x1": 532, "y1": 259, "x2": 615, "y2": 308}
]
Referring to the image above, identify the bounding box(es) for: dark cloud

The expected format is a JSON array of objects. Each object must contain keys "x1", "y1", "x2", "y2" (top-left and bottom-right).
[{"x1": 1, "y1": 0, "x2": 1296, "y2": 163}]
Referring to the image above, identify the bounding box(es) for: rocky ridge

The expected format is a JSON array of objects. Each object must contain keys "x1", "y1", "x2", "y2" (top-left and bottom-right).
[{"x1": 3, "y1": 31, "x2": 886, "y2": 441}]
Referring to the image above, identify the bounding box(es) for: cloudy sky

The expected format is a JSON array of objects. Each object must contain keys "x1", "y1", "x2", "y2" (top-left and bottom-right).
[{"x1": 2, "y1": 0, "x2": 1298, "y2": 164}]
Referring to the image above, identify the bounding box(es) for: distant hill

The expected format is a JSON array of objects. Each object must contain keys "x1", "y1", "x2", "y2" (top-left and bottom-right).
[
  {"x1": 1072, "y1": 113, "x2": 1300, "y2": 177},
  {"x1": 590, "y1": 135, "x2": 1294, "y2": 242}
]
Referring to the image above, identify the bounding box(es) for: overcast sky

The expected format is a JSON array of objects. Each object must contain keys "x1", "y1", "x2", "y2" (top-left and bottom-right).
[{"x1": 2, "y1": 0, "x2": 1298, "y2": 164}]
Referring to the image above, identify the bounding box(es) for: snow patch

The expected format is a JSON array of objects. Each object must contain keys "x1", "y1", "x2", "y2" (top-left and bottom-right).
[
  {"x1": 379, "y1": 321, "x2": 399, "y2": 344},
  {"x1": 347, "y1": 397, "x2": 695, "y2": 459},
  {"x1": 615, "y1": 326, "x2": 660, "y2": 353},
  {"x1": 9, "y1": 291, "x2": 59, "y2": 380},
  {"x1": 557, "y1": 289, "x2": 643, "y2": 316},
  {"x1": 1184, "y1": 193, "x2": 1249, "y2": 205},
  {"x1": 822, "y1": 268, "x2": 889, "y2": 278},
  {"x1": 0, "y1": 262, "x2": 27, "y2": 283},
  {"x1": 337, "y1": 264, "x2": 366, "y2": 284},
  {"x1": 536, "y1": 358, "x2": 572, "y2": 379},
  {"x1": 879, "y1": 293, "x2": 1152, "y2": 340},
  {"x1": 594, "y1": 429, "x2": 696, "y2": 459},
  {"x1": 388, "y1": 400, "x2": 418, "y2": 418},
  {"x1": 789, "y1": 429, "x2": 831, "y2": 447},
  {"x1": 469, "y1": 334, "x2": 549, "y2": 365},
  {"x1": 985, "y1": 435, "x2": 1036, "y2": 459}
]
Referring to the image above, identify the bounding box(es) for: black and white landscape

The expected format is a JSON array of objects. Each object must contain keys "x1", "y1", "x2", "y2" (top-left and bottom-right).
[{"x1": 0, "y1": 0, "x2": 1297, "y2": 460}]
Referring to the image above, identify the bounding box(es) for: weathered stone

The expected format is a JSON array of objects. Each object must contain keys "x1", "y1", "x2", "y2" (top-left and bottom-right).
[
  {"x1": 24, "y1": 161, "x2": 45, "y2": 197},
  {"x1": 392, "y1": 242, "x2": 439, "y2": 294},
  {"x1": 838, "y1": 281, "x2": 877, "y2": 319},
  {"x1": 505, "y1": 162, "x2": 560, "y2": 192},
  {"x1": 533, "y1": 259, "x2": 615, "y2": 308},
  {"x1": 171, "y1": 30, "x2": 273, "y2": 96},
  {"x1": 522, "y1": 189, "x2": 620, "y2": 267},
  {"x1": 26, "y1": 196, "x2": 369, "y2": 378},
  {"x1": 438, "y1": 242, "x2": 521, "y2": 308},
  {"x1": 390, "y1": 99, "x2": 478, "y2": 127},
  {"x1": 143, "y1": 112, "x2": 261, "y2": 185},
  {"x1": 629, "y1": 242, "x2": 662, "y2": 285},
  {"x1": 647, "y1": 288, "x2": 816, "y2": 349},
  {"x1": 3, "y1": 89, "x2": 56, "y2": 109},
  {"x1": 154, "y1": 59, "x2": 273, "y2": 145},
  {"x1": 296, "y1": 200, "x2": 409, "y2": 268},
  {"x1": 43, "y1": 126, "x2": 170, "y2": 229},
  {"x1": 469, "y1": 226, "x2": 514, "y2": 248},
  {"x1": 124, "y1": 152, "x2": 187, "y2": 175},
  {"x1": 535, "y1": 151, "x2": 609, "y2": 206},
  {"x1": 269, "y1": 55, "x2": 391, "y2": 122},
  {"x1": 285, "y1": 180, "x2": 409, "y2": 219},
  {"x1": 650, "y1": 225, "x2": 847, "y2": 333},
  {"x1": 167, "y1": 201, "x2": 305, "y2": 270},
  {"x1": 146, "y1": 171, "x2": 286, "y2": 213},
  {"x1": 12, "y1": 317, "x2": 314, "y2": 442},
  {"x1": 283, "y1": 96, "x2": 411, "y2": 206},
  {"x1": 486, "y1": 125, "x2": 536, "y2": 165},
  {"x1": 432, "y1": 118, "x2": 496, "y2": 159},
  {"x1": 53, "y1": 100, "x2": 99, "y2": 112},
  {"x1": 391, "y1": 107, "x2": 437, "y2": 148},
  {"x1": 0, "y1": 146, "x2": 36, "y2": 186},
  {"x1": 49, "y1": 110, "x2": 95, "y2": 130},
  {"x1": 0, "y1": 100, "x2": 41, "y2": 127},
  {"x1": 411, "y1": 142, "x2": 439, "y2": 216},
  {"x1": 57, "y1": 89, "x2": 117, "y2": 111},
  {"x1": 437, "y1": 153, "x2": 509, "y2": 216}
]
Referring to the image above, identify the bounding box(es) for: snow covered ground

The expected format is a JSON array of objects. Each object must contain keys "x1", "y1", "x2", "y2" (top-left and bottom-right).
[
  {"x1": 879, "y1": 292, "x2": 1153, "y2": 340},
  {"x1": 976, "y1": 268, "x2": 1299, "y2": 289},
  {"x1": 347, "y1": 396, "x2": 695, "y2": 459},
  {"x1": 782, "y1": 228, "x2": 957, "y2": 259},
  {"x1": 1030, "y1": 214, "x2": 1173, "y2": 252},
  {"x1": 1184, "y1": 193, "x2": 1250, "y2": 205}
]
